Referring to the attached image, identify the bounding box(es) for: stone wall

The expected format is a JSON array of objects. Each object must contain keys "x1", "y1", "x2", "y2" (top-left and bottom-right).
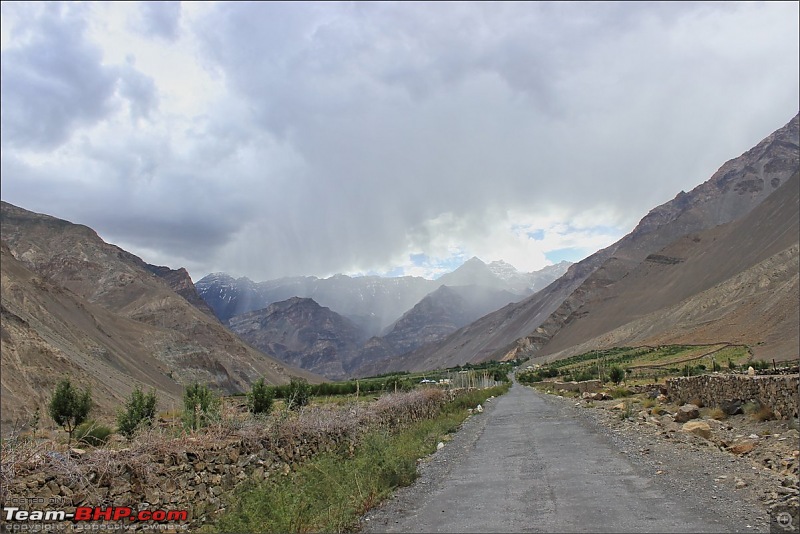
[
  {"x1": 1, "y1": 388, "x2": 457, "y2": 529},
  {"x1": 529, "y1": 379, "x2": 602, "y2": 393},
  {"x1": 666, "y1": 374, "x2": 799, "y2": 419}
]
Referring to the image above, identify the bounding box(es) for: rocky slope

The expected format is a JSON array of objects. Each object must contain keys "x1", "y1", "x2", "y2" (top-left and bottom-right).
[
  {"x1": 370, "y1": 113, "x2": 799, "y2": 373},
  {"x1": 0, "y1": 202, "x2": 319, "y2": 432},
  {"x1": 226, "y1": 297, "x2": 366, "y2": 380},
  {"x1": 536, "y1": 172, "x2": 799, "y2": 363}
]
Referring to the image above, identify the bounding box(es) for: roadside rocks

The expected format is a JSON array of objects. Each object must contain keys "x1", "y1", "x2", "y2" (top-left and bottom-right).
[
  {"x1": 675, "y1": 404, "x2": 700, "y2": 423},
  {"x1": 681, "y1": 421, "x2": 712, "y2": 439}
]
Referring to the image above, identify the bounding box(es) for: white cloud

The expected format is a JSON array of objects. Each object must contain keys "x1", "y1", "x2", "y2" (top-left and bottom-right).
[{"x1": 1, "y1": 1, "x2": 797, "y2": 282}]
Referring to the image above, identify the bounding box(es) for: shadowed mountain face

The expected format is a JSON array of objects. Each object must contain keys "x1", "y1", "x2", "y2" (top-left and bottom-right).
[
  {"x1": 226, "y1": 298, "x2": 367, "y2": 380},
  {"x1": 0, "y1": 202, "x2": 319, "y2": 432},
  {"x1": 226, "y1": 284, "x2": 523, "y2": 380},
  {"x1": 367, "y1": 113, "x2": 799, "y2": 374}
]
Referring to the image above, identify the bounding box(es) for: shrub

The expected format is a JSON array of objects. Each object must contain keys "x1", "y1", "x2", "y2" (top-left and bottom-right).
[
  {"x1": 48, "y1": 379, "x2": 92, "y2": 445},
  {"x1": 75, "y1": 420, "x2": 113, "y2": 447},
  {"x1": 247, "y1": 378, "x2": 275, "y2": 415},
  {"x1": 182, "y1": 383, "x2": 220, "y2": 430},
  {"x1": 285, "y1": 378, "x2": 311, "y2": 410},
  {"x1": 642, "y1": 398, "x2": 657, "y2": 409},
  {"x1": 609, "y1": 366, "x2": 625, "y2": 385},
  {"x1": 117, "y1": 387, "x2": 158, "y2": 439},
  {"x1": 728, "y1": 360, "x2": 737, "y2": 370}
]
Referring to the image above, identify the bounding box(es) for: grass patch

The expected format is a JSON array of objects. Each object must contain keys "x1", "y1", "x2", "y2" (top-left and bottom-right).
[
  {"x1": 706, "y1": 407, "x2": 728, "y2": 421},
  {"x1": 609, "y1": 387, "x2": 633, "y2": 399},
  {"x1": 642, "y1": 398, "x2": 657, "y2": 409},
  {"x1": 208, "y1": 384, "x2": 508, "y2": 533}
]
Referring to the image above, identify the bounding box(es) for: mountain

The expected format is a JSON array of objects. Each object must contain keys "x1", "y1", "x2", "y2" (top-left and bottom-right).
[
  {"x1": 0, "y1": 202, "x2": 319, "y2": 430},
  {"x1": 197, "y1": 259, "x2": 571, "y2": 331},
  {"x1": 534, "y1": 171, "x2": 799, "y2": 362},
  {"x1": 370, "y1": 113, "x2": 799, "y2": 373},
  {"x1": 226, "y1": 298, "x2": 366, "y2": 380}
]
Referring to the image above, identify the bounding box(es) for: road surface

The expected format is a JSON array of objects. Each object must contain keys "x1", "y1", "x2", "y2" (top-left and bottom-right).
[{"x1": 362, "y1": 381, "x2": 764, "y2": 533}]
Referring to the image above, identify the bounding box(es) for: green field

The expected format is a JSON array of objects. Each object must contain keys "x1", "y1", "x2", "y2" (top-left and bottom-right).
[{"x1": 518, "y1": 344, "x2": 755, "y2": 384}]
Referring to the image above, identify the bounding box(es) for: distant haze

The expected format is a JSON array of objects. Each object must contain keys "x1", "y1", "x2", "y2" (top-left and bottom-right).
[{"x1": 1, "y1": 2, "x2": 798, "y2": 281}]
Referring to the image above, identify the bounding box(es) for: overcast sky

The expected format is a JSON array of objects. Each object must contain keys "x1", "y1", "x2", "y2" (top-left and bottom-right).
[{"x1": 1, "y1": 2, "x2": 798, "y2": 281}]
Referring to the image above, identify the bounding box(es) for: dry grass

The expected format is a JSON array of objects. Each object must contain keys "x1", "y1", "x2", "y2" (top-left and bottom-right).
[
  {"x1": 707, "y1": 407, "x2": 728, "y2": 420},
  {"x1": 751, "y1": 406, "x2": 775, "y2": 422}
]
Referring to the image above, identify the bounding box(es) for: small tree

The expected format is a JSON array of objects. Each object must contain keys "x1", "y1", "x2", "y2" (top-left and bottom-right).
[
  {"x1": 285, "y1": 378, "x2": 311, "y2": 410},
  {"x1": 608, "y1": 365, "x2": 625, "y2": 385},
  {"x1": 182, "y1": 383, "x2": 220, "y2": 430},
  {"x1": 117, "y1": 387, "x2": 158, "y2": 439},
  {"x1": 247, "y1": 378, "x2": 275, "y2": 415},
  {"x1": 48, "y1": 379, "x2": 92, "y2": 445}
]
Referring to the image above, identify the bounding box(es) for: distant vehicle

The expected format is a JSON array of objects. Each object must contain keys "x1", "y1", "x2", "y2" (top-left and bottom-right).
[{"x1": 419, "y1": 379, "x2": 436, "y2": 384}]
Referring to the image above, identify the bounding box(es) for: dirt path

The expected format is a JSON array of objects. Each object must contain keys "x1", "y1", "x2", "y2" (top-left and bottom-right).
[{"x1": 361, "y1": 381, "x2": 772, "y2": 533}]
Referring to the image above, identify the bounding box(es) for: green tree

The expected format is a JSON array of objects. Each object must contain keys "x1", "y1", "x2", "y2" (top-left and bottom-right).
[
  {"x1": 182, "y1": 383, "x2": 220, "y2": 430},
  {"x1": 117, "y1": 387, "x2": 158, "y2": 439},
  {"x1": 48, "y1": 379, "x2": 92, "y2": 445},
  {"x1": 247, "y1": 378, "x2": 274, "y2": 415},
  {"x1": 608, "y1": 365, "x2": 625, "y2": 385},
  {"x1": 285, "y1": 378, "x2": 311, "y2": 410}
]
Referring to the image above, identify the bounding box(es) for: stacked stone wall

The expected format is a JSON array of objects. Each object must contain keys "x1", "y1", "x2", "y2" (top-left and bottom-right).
[
  {"x1": 1, "y1": 388, "x2": 458, "y2": 529},
  {"x1": 666, "y1": 374, "x2": 799, "y2": 419}
]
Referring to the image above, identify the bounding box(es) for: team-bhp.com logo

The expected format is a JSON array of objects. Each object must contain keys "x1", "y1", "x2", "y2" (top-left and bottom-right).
[{"x1": 3, "y1": 506, "x2": 188, "y2": 523}]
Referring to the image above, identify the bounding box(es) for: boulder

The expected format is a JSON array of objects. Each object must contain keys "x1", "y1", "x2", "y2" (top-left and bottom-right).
[
  {"x1": 611, "y1": 402, "x2": 627, "y2": 411},
  {"x1": 728, "y1": 441, "x2": 756, "y2": 455},
  {"x1": 681, "y1": 421, "x2": 712, "y2": 439},
  {"x1": 720, "y1": 399, "x2": 744, "y2": 416},
  {"x1": 674, "y1": 404, "x2": 700, "y2": 423},
  {"x1": 475, "y1": 404, "x2": 483, "y2": 413},
  {"x1": 656, "y1": 394, "x2": 668, "y2": 403}
]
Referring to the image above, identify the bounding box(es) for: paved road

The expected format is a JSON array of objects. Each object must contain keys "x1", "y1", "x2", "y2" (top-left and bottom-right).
[{"x1": 362, "y1": 382, "x2": 750, "y2": 533}]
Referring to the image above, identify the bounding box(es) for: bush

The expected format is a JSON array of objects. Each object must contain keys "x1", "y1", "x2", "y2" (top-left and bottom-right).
[
  {"x1": 247, "y1": 378, "x2": 275, "y2": 415},
  {"x1": 182, "y1": 383, "x2": 220, "y2": 430},
  {"x1": 285, "y1": 378, "x2": 312, "y2": 410},
  {"x1": 117, "y1": 387, "x2": 158, "y2": 439},
  {"x1": 608, "y1": 366, "x2": 625, "y2": 385},
  {"x1": 75, "y1": 420, "x2": 113, "y2": 446},
  {"x1": 48, "y1": 379, "x2": 92, "y2": 445}
]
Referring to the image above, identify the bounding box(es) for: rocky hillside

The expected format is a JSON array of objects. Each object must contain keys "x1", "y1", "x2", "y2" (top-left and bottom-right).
[
  {"x1": 226, "y1": 284, "x2": 520, "y2": 380},
  {"x1": 226, "y1": 298, "x2": 367, "y2": 380},
  {"x1": 371, "y1": 113, "x2": 799, "y2": 373},
  {"x1": 0, "y1": 202, "x2": 319, "y2": 432},
  {"x1": 535, "y1": 171, "x2": 799, "y2": 362}
]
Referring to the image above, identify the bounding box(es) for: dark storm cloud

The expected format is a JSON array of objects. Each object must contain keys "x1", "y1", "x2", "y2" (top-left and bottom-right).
[
  {"x1": 1, "y1": 1, "x2": 798, "y2": 280},
  {"x1": 185, "y1": 1, "x2": 799, "y2": 279},
  {"x1": 0, "y1": 3, "x2": 118, "y2": 150}
]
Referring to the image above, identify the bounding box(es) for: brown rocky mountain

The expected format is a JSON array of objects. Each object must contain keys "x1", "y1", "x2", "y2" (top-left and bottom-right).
[
  {"x1": 227, "y1": 284, "x2": 520, "y2": 380},
  {"x1": 226, "y1": 297, "x2": 366, "y2": 380},
  {"x1": 0, "y1": 202, "x2": 319, "y2": 432},
  {"x1": 369, "y1": 113, "x2": 799, "y2": 373},
  {"x1": 534, "y1": 171, "x2": 799, "y2": 363}
]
